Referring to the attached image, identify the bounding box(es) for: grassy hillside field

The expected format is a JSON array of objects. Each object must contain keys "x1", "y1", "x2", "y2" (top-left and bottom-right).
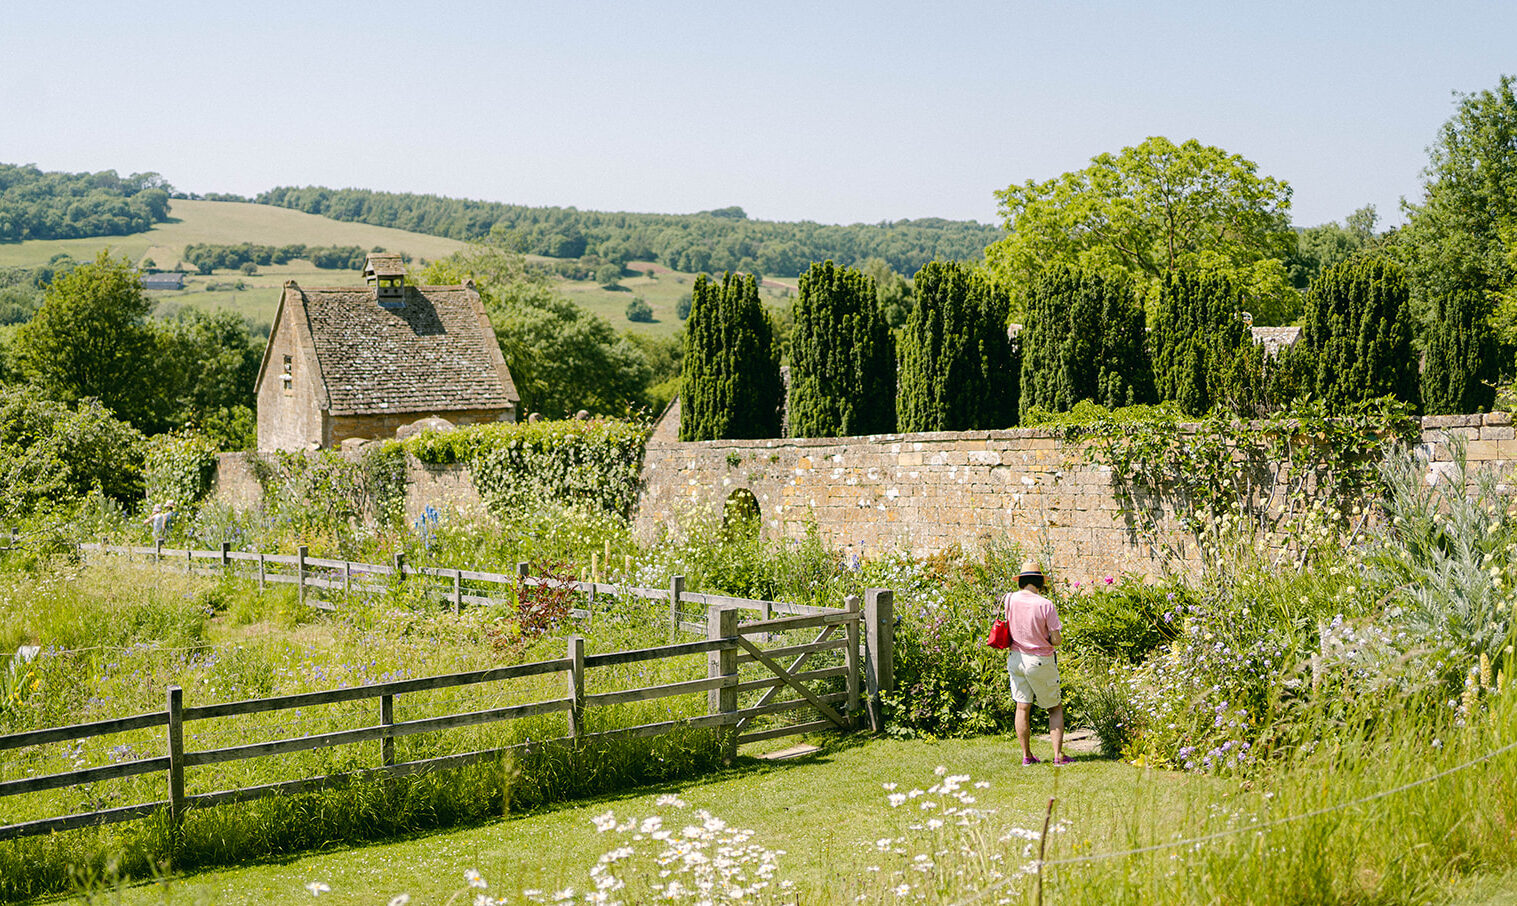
[{"x1": 0, "y1": 200, "x2": 792, "y2": 334}]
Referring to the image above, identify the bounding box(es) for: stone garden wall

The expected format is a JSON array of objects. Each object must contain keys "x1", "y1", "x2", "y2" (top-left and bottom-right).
[
  {"x1": 212, "y1": 405, "x2": 1517, "y2": 584},
  {"x1": 631, "y1": 401, "x2": 1517, "y2": 583}
]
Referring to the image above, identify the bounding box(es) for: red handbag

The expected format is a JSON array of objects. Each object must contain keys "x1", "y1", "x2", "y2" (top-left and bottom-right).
[{"x1": 986, "y1": 618, "x2": 1011, "y2": 650}]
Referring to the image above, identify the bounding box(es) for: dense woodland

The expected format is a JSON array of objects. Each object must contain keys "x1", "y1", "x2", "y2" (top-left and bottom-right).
[
  {"x1": 252, "y1": 186, "x2": 1001, "y2": 277},
  {"x1": 0, "y1": 164, "x2": 172, "y2": 241}
]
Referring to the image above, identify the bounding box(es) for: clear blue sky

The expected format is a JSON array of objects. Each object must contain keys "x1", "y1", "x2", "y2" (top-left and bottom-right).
[{"x1": 3, "y1": 1, "x2": 1512, "y2": 229}]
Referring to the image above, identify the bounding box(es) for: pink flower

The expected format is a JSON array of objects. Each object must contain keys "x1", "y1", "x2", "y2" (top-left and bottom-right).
[{"x1": 1104, "y1": 576, "x2": 1114, "y2": 585}]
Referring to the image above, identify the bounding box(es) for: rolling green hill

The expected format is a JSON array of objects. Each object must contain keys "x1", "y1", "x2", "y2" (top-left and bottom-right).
[{"x1": 0, "y1": 200, "x2": 792, "y2": 334}]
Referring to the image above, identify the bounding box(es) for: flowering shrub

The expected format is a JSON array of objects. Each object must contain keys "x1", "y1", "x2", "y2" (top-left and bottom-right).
[{"x1": 860, "y1": 550, "x2": 1020, "y2": 737}]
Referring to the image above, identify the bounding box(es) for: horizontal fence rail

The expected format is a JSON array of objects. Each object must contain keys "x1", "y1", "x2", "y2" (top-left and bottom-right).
[
  {"x1": 78, "y1": 544, "x2": 837, "y2": 634},
  {"x1": 0, "y1": 584, "x2": 895, "y2": 842}
]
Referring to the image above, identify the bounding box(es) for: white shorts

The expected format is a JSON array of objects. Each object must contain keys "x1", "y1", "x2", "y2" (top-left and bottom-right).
[{"x1": 1007, "y1": 650, "x2": 1061, "y2": 709}]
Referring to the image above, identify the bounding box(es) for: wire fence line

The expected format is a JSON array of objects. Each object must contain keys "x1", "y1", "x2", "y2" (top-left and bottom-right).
[{"x1": 950, "y1": 736, "x2": 1517, "y2": 906}]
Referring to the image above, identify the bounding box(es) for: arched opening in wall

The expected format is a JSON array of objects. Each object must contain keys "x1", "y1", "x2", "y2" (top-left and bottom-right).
[{"x1": 721, "y1": 488, "x2": 761, "y2": 541}]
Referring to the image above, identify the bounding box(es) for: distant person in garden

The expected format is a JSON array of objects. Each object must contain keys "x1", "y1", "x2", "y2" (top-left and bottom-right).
[
  {"x1": 1003, "y1": 560, "x2": 1070, "y2": 765},
  {"x1": 160, "y1": 501, "x2": 176, "y2": 540},
  {"x1": 145, "y1": 503, "x2": 165, "y2": 542}
]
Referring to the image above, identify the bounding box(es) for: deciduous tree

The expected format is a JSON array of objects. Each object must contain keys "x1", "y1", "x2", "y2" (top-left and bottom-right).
[
  {"x1": 988, "y1": 137, "x2": 1297, "y2": 323},
  {"x1": 14, "y1": 250, "x2": 158, "y2": 426}
]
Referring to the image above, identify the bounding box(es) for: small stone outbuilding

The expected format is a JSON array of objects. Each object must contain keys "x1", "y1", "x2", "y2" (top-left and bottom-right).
[{"x1": 255, "y1": 254, "x2": 518, "y2": 451}]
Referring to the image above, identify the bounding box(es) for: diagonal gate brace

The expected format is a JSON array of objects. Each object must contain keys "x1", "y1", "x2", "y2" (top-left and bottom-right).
[
  {"x1": 735, "y1": 624, "x2": 837, "y2": 732},
  {"x1": 733, "y1": 635, "x2": 848, "y2": 729}
]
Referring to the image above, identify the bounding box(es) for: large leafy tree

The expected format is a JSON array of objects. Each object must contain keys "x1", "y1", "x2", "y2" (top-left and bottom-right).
[
  {"x1": 422, "y1": 245, "x2": 653, "y2": 418},
  {"x1": 680, "y1": 272, "x2": 783, "y2": 440},
  {"x1": 897, "y1": 261, "x2": 1016, "y2": 432},
  {"x1": 788, "y1": 260, "x2": 895, "y2": 438},
  {"x1": 1399, "y1": 76, "x2": 1516, "y2": 382},
  {"x1": 988, "y1": 137, "x2": 1297, "y2": 323},
  {"x1": 1151, "y1": 270, "x2": 1259, "y2": 415},
  {"x1": 1020, "y1": 266, "x2": 1153, "y2": 414},
  {"x1": 14, "y1": 250, "x2": 158, "y2": 427},
  {"x1": 1399, "y1": 76, "x2": 1517, "y2": 303},
  {"x1": 1298, "y1": 258, "x2": 1419, "y2": 411}
]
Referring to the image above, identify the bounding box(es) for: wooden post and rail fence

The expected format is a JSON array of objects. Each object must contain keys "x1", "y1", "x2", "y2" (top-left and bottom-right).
[{"x1": 1, "y1": 546, "x2": 896, "y2": 842}]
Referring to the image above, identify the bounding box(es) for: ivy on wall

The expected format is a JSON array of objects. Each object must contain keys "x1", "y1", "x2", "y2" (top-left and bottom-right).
[
  {"x1": 1068, "y1": 398, "x2": 1417, "y2": 574},
  {"x1": 404, "y1": 418, "x2": 651, "y2": 518}
]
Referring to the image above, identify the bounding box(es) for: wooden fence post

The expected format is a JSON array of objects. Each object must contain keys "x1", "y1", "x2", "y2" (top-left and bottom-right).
[
  {"x1": 393, "y1": 553, "x2": 405, "y2": 583},
  {"x1": 708, "y1": 605, "x2": 738, "y2": 759},
  {"x1": 844, "y1": 594, "x2": 861, "y2": 727},
  {"x1": 220, "y1": 542, "x2": 231, "y2": 573},
  {"x1": 452, "y1": 569, "x2": 462, "y2": 614},
  {"x1": 567, "y1": 635, "x2": 585, "y2": 739},
  {"x1": 184, "y1": 545, "x2": 192, "y2": 574},
  {"x1": 344, "y1": 560, "x2": 352, "y2": 595},
  {"x1": 257, "y1": 552, "x2": 266, "y2": 590},
  {"x1": 864, "y1": 588, "x2": 894, "y2": 733},
  {"x1": 669, "y1": 575, "x2": 685, "y2": 641},
  {"x1": 167, "y1": 685, "x2": 185, "y2": 826},
  {"x1": 380, "y1": 694, "x2": 395, "y2": 767},
  {"x1": 297, "y1": 545, "x2": 308, "y2": 608},
  {"x1": 155, "y1": 540, "x2": 163, "y2": 562}
]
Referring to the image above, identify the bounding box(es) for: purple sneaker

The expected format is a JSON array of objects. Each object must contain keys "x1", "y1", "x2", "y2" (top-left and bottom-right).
[
  {"x1": 1022, "y1": 755, "x2": 1041, "y2": 766},
  {"x1": 1053, "y1": 755, "x2": 1074, "y2": 766}
]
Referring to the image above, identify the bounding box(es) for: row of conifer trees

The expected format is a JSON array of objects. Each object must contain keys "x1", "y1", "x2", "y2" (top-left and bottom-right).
[{"x1": 679, "y1": 257, "x2": 1494, "y2": 441}]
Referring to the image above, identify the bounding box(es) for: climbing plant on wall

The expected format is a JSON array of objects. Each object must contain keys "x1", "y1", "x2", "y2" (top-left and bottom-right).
[
  {"x1": 788, "y1": 260, "x2": 896, "y2": 437},
  {"x1": 680, "y1": 272, "x2": 784, "y2": 441}
]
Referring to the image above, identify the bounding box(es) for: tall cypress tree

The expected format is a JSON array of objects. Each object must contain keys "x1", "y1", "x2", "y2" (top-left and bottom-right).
[
  {"x1": 1422, "y1": 280, "x2": 1497, "y2": 415},
  {"x1": 1298, "y1": 258, "x2": 1419, "y2": 411},
  {"x1": 788, "y1": 260, "x2": 896, "y2": 437},
  {"x1": 1151, "y1": 270, "x2": 1256, "y2": 415},
  {"x1": 679, "y1": 272, "x2": 783, "y2": 441},
  {"x1": 1020, "y1": 266, "x2": 1153, "y2": 414},
  {"x1": 897, "y1": 261, "x2": 1016, "y2": 432}
]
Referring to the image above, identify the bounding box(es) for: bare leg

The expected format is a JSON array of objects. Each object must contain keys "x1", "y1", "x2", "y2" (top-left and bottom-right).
[
  {"x1": 1049, "y1": 704, "x2": 1065, "y2": 760},
  {"x1": 1015, "y1": 702, "x2": 1033, "y2": 760}
]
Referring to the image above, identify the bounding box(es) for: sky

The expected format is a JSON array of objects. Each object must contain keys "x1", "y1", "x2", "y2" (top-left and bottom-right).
[{"x1": 3, "y1": 1, "x2": 1513, "y2": 230}]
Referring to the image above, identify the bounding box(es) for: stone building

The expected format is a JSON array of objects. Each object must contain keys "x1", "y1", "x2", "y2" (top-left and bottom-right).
[{"x1": 254, "y1": 254, "x2": 518, "y2": 451}]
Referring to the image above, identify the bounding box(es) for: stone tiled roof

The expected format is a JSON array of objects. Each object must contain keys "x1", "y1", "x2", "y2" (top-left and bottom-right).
[
  {"x1": 1250, "y1": 325, "x2": 1302, "y2": 357},
  {"x1": 291, "y1": 283, "x2": 518, "y2": 417},
  {"x1": 363, "y1": 254, "x2": 406, "y2": 279}
]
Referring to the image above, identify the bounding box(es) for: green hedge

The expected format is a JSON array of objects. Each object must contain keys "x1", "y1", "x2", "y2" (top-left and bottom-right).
[{"x1": 404, "y1": 418, "x2": 651, "y2": 518}]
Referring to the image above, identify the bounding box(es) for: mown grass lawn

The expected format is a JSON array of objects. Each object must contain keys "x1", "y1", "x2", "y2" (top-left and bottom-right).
[{"x1": 76, "y1": 734, "x2": 1219, "y2": 905}]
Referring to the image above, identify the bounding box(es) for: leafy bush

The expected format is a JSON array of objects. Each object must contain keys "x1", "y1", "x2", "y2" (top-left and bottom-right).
[
  {"x1": 142, "y1": 430, "x2": 219, "y2": 509},
  {"x1": 0, "y1": 387, "x2": 146, "y2": 519},
  {"x1": 1059, "y1": 575, "x2": 1180, "y2": 663},
  {"x1": 1368, "y1": 438, "x2": 1517, "y2": 683},
  {"x1": 624, "y1": 296, "x2": 653, "y2": 322},
  {"x1": 405, "y1": 418, "x2": 650, "y2": 518}
]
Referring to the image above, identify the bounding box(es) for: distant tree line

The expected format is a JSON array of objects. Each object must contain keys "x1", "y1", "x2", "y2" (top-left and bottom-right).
[
  {"x1": 254, "y1": 186, "x2": 1001, "y2": 277},
  {"x1": 0, "y1": 164, "x2": 172, "y2": 242},
  {"x1": 182, "y1": 242, "x2": 381, "y2": 274}
]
